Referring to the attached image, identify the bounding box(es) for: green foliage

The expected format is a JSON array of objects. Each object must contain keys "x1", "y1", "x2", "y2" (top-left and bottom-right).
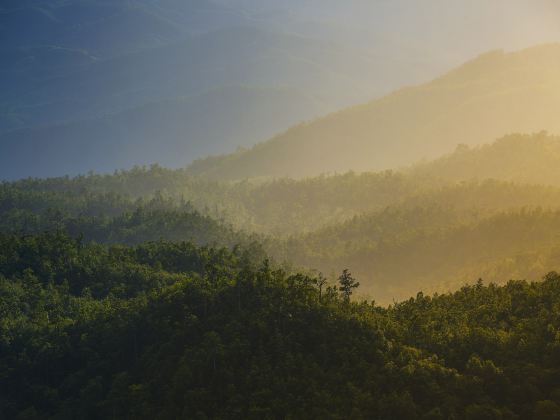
[
  {"x1": 4, "y1": 133, "x2": 560, "y2": 418},
  {"x1": 338, "y1": 269, "x2": 359, "y2": 302},
  {"x1": 0, "y1": 177, "x2": 259, "y2": 248},
  {"x1": 279, "y1": 202, "x2": 560, "y2": 303},
  {"x1": 2, "y1": 233, "x2": 560, "y2": 418},
  {"x1": 6, "y1": 135, "x2": 560, "y2": 304}
]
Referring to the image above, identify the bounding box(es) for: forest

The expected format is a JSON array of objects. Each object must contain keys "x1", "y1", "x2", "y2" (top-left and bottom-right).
[
  {"x1": 2, "y1": 132, "x2": 560, "y2": 417},
  {"x1": 4, "y1": 133, "x2": 560, "y2": 302},
  {"x1": 2, "y1": 233, "x2": 560, "y2": 419},
  {"x1": 3, "y1": 6, "x2": 560, "y2": 414}
]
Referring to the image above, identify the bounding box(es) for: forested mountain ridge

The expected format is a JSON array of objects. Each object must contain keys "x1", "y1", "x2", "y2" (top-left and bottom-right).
[
  {"x1": 6, "y1": 132, "x2": 559, "y2": 236},
  {"x1": 280, "y1": 206, "x2": 560, "y2": 302},
  {"x1": 2, "y1": 232, "x2": 560, "y2": 418},
  {"x1": 0, "y1": 184, "x2": 263, "y2": 251},
  {"x1": 408, "y1": 132, "x2": 560, "y2": 186},
  {"x1": 3, "y1": 136, "x2": 560, "y2": 417},
  {"x1": 187, "y1": 45, "x2": 560, "y2": 180},
  {"x1": 5, "y1": 2, "x2": 560, "y2": 417},
  {"x1": 4, "y1": 133, "x2": 560, "y2": 301}
]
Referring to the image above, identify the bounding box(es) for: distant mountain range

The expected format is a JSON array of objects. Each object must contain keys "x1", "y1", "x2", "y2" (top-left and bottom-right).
[
  {"x1": 188, "y1": 45, "x2": 560, "y2": 179},
  {"x1": 0, "y1": 1, "x2": 414, "y2": 179},
  {"x1": 2, "y1": 1, "x2": 560, "y2": 179},
  {"x1": 0, "y1": 85, "x2": 331, "y2": 176}
]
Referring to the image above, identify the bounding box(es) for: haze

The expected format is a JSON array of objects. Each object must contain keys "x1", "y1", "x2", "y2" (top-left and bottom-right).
[
  {"x1": 6, "y1": 2, "x2": 560, "y2": 417},
  {"x1": 2, "y1": 0, "x2": 560, "y2": 178}
]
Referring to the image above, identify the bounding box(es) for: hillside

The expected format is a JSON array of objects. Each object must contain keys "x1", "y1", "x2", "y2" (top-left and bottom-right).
[
  {"x1": 0, "y1": 181, "x2": 261, "y2": 250},
  {"x1": 6, "y1": 2, "x2": 560, "y2": 418},
  {"x1": 6, "y1": 133, "x2": 560, "y2": 237},
  {"x1": 2, "y1": 232, "x2": 560, "y2": 418},
  {"x1": 408, "y1": 132, "x2": 560, "y2": 186},
  {"x1": 6, "y1": 133, "x2": 560, "y2": 303},
  {"x1": 0, "y1": 86, "x2": 330, "y2": 177},
  {"x1": 187, "y1": 45, "x2": 560, "y2": 180},
  {"x1": 0, "y1": 25, "x2": 385, "y2": 179},
  {"x1": 280, "y1": 206, "x2": 560, "y2": 302}
]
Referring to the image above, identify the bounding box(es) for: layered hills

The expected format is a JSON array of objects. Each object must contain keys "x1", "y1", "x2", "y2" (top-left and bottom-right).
[
  {"x1": 5, "y1": 133, "x2": 560, "y2": 302},
  {"x1": 4, "y1": 3, "x2": 560, "y2": 180},
  {"x1": 188, "y1": 45, "x2": 560, "y2": 180}
]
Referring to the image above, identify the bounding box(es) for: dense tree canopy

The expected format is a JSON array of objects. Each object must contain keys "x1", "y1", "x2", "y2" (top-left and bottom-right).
[
  {"x1": 3, "y1": 133, "x2": 560, "y2": 418},
  {"x1": 1, "y1": 233, "x2": 560, "y2": 419}
]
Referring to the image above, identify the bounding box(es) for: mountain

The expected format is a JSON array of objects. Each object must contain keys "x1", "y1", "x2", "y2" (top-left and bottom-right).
[
  {"x1": 0, "y1": 25, "x2": 387, "y2": 179},
  {"x1": 408, "y1": 132, "x2": 560, "y2": 186},
  {"x1": 5, "y1": 132, "x2": 560, "y2": 237},
  {"x1": 6, "y1": 132, "x2": 560, "y2": 302},
  {"x1": 4, "y1": 2, "x2": 560, "y2": 179},
  {"x1": 0, "y1": 86, "x2": 330, "y2": 177},
  {"x1": 187, "y1": 45, "x2": 560, "y2": 180},
  {"x1": 4, "y1": 27, "x2": 380, "y2": 126}
]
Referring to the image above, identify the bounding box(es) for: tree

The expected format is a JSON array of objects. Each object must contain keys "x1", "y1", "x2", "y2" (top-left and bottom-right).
[
  {"x1": 314, "y1": 273, "x2": 327, "y2": 302},
  {"x1": 338, "y1": 269, "x2": 359, "y2": 303}
]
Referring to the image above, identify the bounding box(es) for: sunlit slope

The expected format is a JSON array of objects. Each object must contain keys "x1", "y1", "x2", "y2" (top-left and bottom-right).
[
  {"x1": 281, "y1": 206, "x2": 560, "y2": 303},
  {"x1": 227, "y1": 133, "x2": 560, "y2": 233},
  {"x1": 6, "y1": 133, "x2": 560, "y2": 303},
  {"x1": 6, "y1": 133, "x2": 560, "y2": 236},
  {"x1": 189, "y1": 44, "x2": 560, "y2": 180},
  {"x1": 408, "y1": 132, "x2": 560, "y2": 186}
]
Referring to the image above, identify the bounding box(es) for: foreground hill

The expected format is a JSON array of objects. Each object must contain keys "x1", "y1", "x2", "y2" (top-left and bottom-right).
[
  {"x1": 2, "y1": 233, "x2": 560, "y2": 419},
  {"x1": 188, "y1": 45, "x2": 560, "y2": 180}
]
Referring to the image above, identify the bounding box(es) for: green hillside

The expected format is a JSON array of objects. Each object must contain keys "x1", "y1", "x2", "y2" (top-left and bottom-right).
[
  {"x1": 6, "y1": 133, "x2": 560, "y2": 303},
  {"x1": 4, "y1": 135, "x2": 560, "y2": 417},
  {"x1": 0, "y1": 178, "x2": 259, "y2": 250},
  {"x1": 9, "y1": 133, "x2": 558, "y2": 236},
  {"x1": 280, "y1": 206, "x2": 560, "y2": 302},
  {"x1": 187, "y1": 45, "x2": 560, "y2": 180},
  {"x1": 2, "y1": 232, "x2": 560, "y2": 419},
  {"x1": 5, "y1": 2, "x2": 560, "y2": 418}
]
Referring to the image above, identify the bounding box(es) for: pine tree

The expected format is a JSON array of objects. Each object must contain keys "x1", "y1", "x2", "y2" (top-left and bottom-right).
[{"x1": 338, "y1": 269, "x2": 359, "y2": 303}]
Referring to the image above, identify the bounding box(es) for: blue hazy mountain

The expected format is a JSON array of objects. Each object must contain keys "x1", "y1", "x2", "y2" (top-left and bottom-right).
[
  {"x1": 1, "y1": 0, "x2": 560, "y2": 179},
  {"x1": 0, "y1": 2, "x2": 398, "y2": 179},
  {"x1": 0, "y1": 86, "x2": 330, "y2": 177}
]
